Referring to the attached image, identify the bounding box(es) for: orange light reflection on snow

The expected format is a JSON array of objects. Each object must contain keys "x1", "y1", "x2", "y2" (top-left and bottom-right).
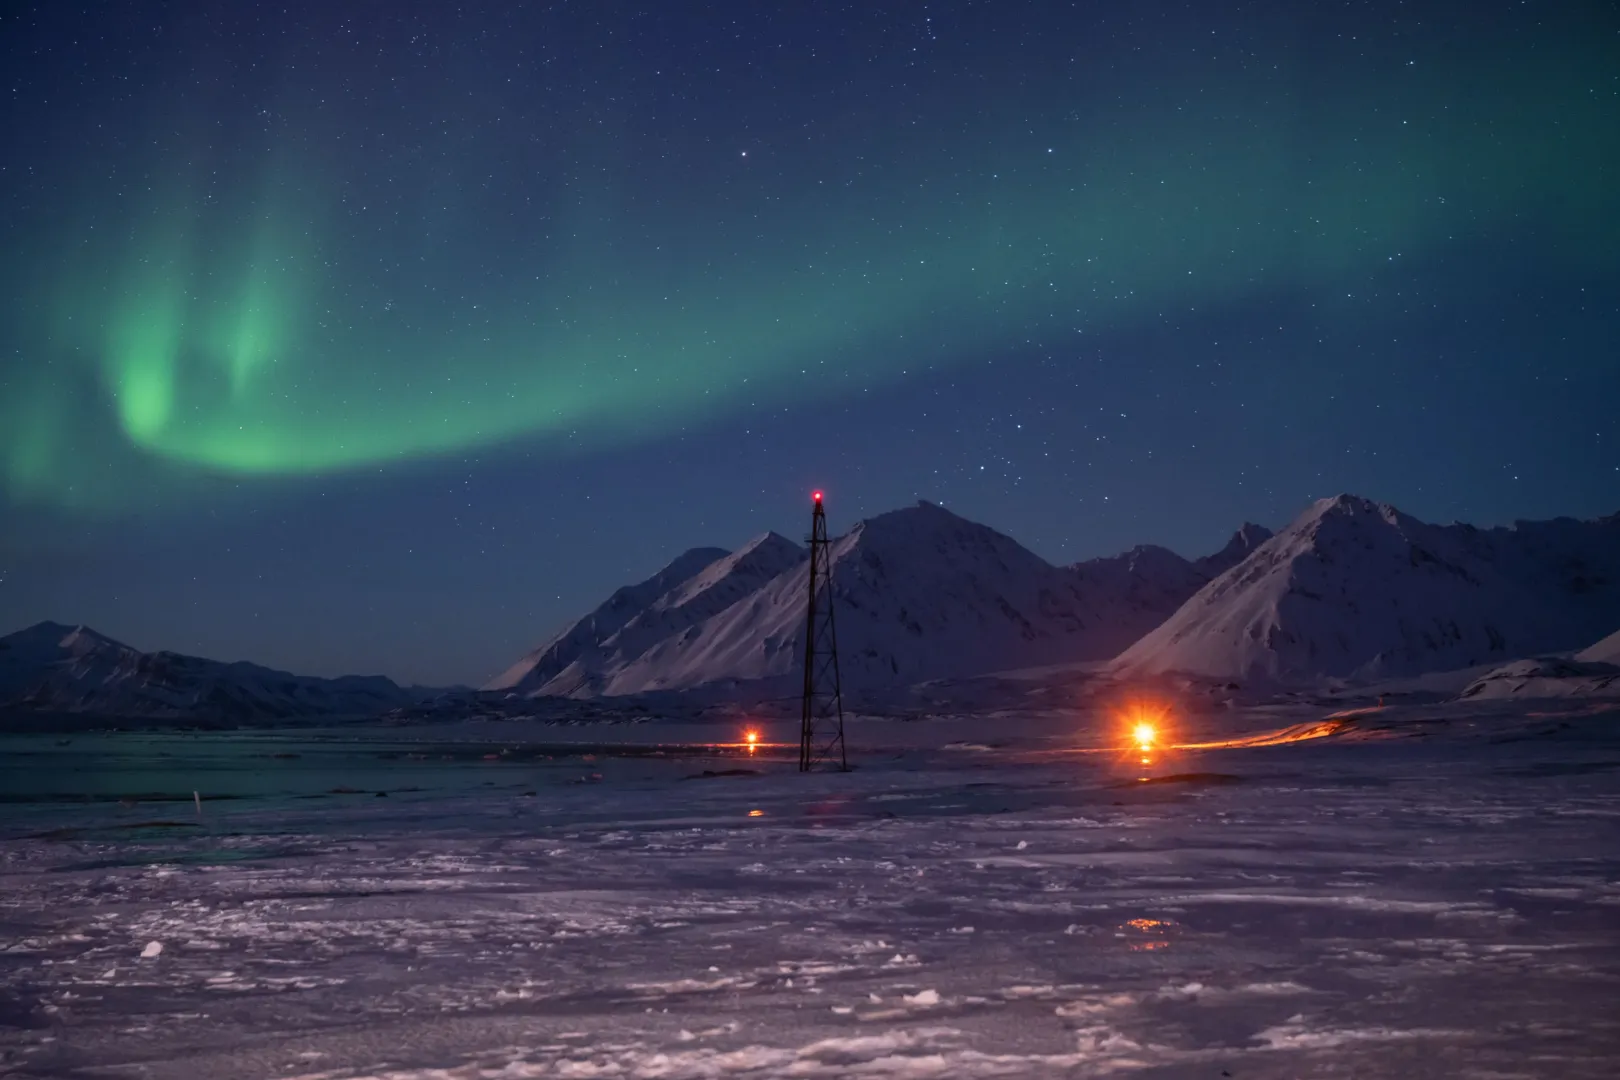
[
  {"x1": 1121, "y1": 917, "x2": 1172, "y2": 952},
  {"x1": 1173, "y1": 717, "x2": 1356, "y2": 750}
]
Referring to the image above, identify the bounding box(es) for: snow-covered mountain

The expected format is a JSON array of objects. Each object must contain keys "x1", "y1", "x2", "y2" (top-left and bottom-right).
[
  {"x1": 0, "y1": 622, "x2": 424, "y2": 721},
  {"x1": 485, "y1": 546, "x2": 730, "y2": 695},
  {"x1": 1113, "y1": 495, "x2": 1620, "y2": 684},
  {"x1": 1577, "y1": 627, "x2": 1620, "y2": 666},
  {"x1": 489, "y1": 535, "x2": 805, "y2": 697},
  {"x1": 488, "y1": 501, "x2": 1231, "y2": 698}
]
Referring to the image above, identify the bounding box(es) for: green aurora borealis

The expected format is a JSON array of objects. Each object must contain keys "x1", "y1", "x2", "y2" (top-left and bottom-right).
[{"x1": 2, "y1": 5, "x2": 1616, "y2": 513}]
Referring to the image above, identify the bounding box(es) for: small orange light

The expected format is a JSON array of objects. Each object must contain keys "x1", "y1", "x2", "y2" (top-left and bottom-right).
[
  {"x1": 748, "y1": 809, "x2": 764, "y2": 817},
  {"x1": 745, "y1": 730, "x2": 759, "y2": 745}
]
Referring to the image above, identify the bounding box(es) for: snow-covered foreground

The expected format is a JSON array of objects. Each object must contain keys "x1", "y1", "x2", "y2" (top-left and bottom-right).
[{"x1": 2, "y1": 705, "x2": 1618, "y2": 1078}]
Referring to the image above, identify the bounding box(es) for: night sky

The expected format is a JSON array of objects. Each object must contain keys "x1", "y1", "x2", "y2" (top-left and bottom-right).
[{"x1": 1, "y1": 1, "x2": 1616, "y2": 687}]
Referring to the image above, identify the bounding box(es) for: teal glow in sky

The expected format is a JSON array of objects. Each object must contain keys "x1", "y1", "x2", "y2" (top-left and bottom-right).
[
  {"x1": 5, "y1": 4, "x2": 1615, "y2": 512},
  {"x1": 1, "y1": 1, "x2": 1616, "y2": 683}
]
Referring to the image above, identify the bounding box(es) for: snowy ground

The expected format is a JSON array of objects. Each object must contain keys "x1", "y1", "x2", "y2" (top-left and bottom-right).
[{"x1": 2, "y1": 702, "x2": 1619, "y2": 1078}]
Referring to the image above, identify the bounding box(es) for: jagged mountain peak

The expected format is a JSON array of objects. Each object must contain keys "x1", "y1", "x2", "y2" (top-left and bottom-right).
[
  {"x1": 1315, "y1": 492, "x2": 1390, "y2": 514},
  {"x1": 1290, "y1": 493, "x2": 1407, "y2": 534},
  {"x1": 1234, "y1": 522, "x2": 1272, "y2": 544}
]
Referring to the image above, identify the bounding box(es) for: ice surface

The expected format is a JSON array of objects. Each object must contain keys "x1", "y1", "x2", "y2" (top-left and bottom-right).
[{"x1": 2, "y1": 701, "x2": 1618, "y2": 1078}]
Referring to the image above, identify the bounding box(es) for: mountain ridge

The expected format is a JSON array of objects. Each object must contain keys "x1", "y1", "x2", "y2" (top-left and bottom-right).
[
  {"x1": 485, "y1": 545, "x2": 731, "y2": 695},
  {"x1": 0, "y1": 621, "x2": 429, "y2": 720},
  {"x1": 14, "y1": 494, "x2": 1615, "y2": 716},
  {"x1": 486, "y1": 500, "x2": 1263, "y2": 699},
  {"x1": 1112, "y1": 494, "x2": 1620, "y2": 684}
]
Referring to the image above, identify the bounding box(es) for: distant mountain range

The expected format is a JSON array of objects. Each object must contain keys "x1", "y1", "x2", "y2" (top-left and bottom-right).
[
  {"x1": 485, "y1": 501, "x2": 1271, "y2": 698},
  {"x1": 489, "y1": 494, "x2": 1619, "y2": 699},
  {"x1": 8, "y1": 493, "x2": 1618, "y2": 721},
  {"x1": 0, "y1": 622, "x2": 428, "y2": 721}
]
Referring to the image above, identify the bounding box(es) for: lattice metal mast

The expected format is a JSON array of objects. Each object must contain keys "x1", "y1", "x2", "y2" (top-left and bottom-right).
[{"x1": 799, "y1": 490, "x2": 848, "y2": 772}]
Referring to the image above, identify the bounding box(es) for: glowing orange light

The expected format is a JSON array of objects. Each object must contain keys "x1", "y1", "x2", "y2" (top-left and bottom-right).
[
  {"x1": 745, "y1": 730, "x2": 759, "y2": 745},
  {"x1": 1114, "y1": 696, "x2": 1166, "y2": 757},
  {"x1": 748, "y1": 809, "x2": 764, "y2": 817}
]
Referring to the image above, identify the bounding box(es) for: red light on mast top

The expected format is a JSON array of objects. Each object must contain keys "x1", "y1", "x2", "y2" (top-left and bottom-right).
[{"x1": 812, "y1": 490, "x2": 823, "y2": 502}]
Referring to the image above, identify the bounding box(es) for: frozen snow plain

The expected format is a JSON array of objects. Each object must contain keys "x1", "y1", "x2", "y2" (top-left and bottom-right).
[{"x1": 2, "y1": 703, "x2": 1618, "y2": 1079}]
